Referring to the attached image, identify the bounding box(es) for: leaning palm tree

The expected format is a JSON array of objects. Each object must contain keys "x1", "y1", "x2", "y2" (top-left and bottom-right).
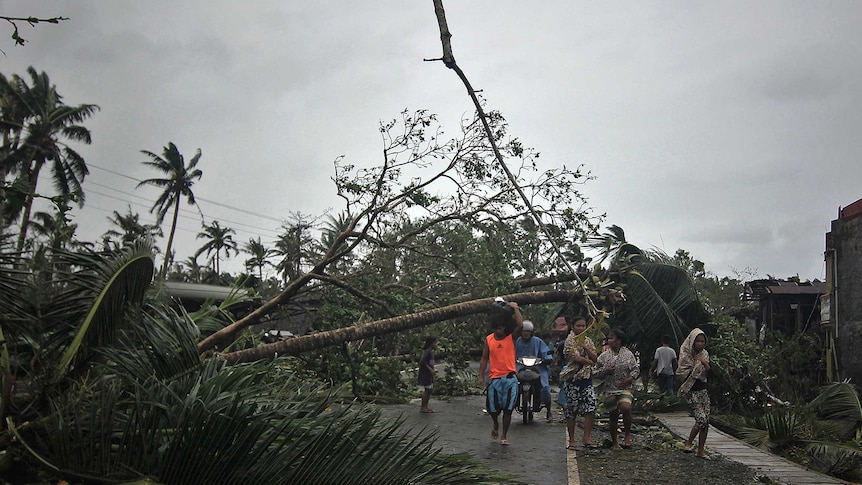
[
  {"x1": 194, "y1": 220, "x2": 238, "y2": 275},
  {"x1": 137, "y1": 142, "x2": 203, "y2": 279},
  {"x1": 584, "y1": 225, "x2": 710, "y2": 371},
  {"x1": 0, "y1": 67, "x2": 99, "y2": 253}
]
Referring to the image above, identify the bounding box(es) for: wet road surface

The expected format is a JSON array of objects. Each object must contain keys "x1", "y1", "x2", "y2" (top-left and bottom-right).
[{"x1": 376, "y1": 393, "x2": 569, "y2": 484}]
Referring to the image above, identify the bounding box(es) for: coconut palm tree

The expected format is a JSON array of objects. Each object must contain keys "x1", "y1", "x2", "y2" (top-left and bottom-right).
[
  {"x1": 137, "y1": 142, "x2": 203, "y2": 279},
  {"x1": 243, "y1": 236, "x2": 272, "y2": 281},
  {"x1": 176, "y1": 255, "x2": 204, "y2": 283},
  {"x1": 273, "y1": 218, "x2": 315, "y2": 283},
  {"x1": 102, "y1": 205, "x2": 163, "y2": 250},
  {"x1": 584, "y1": 225, "x2": 710, "y2": 377},
  {"x1": 0, "y1": 67, "x2": 98, "y2": 253},
  {"x1": 195, "y1": 220, "x2": 238, "y2": 275}
]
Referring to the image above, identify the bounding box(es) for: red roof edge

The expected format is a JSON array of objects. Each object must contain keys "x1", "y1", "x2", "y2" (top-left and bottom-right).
[{"x1": 839, "y1": 198, "x2": 862, "y2": 221}]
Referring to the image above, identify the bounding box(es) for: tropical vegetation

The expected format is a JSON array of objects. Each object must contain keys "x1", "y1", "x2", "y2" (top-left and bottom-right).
[
  {"x1": 2, "y1": 47, "x2": 860, "y2": 483},
  {"x1": 137, "y1": 142, "x2": 203, "y2": 279}
]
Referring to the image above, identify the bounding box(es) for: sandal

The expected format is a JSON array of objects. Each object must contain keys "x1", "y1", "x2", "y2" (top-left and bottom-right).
[
  {"x1": 697, "y1": 453, "x2": 711, "y2": 461},
  {"x1": 500, "y1": 439, "x2": 510, "y2": 446},
  {"x1": 491, "y1": 428, "x2": 499, "y2": 440},
  {"x1": 583, "y1": 443, "x2": 600, "y2": 449}
]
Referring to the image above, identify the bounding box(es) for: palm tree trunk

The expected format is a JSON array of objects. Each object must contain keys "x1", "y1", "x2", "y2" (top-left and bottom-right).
[
  {"x1": 160, "y1": 197, "x2": 181, "y2": 279},
  {"x1": 14, "y1": 160, "x2": 43, "y2": 253},
  {"x1": 220, "y1": 289, "x2": 583, "y2": 364}
]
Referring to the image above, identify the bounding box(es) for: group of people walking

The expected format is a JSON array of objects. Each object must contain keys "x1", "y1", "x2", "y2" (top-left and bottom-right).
[
  {"x1": 419, "y1": 299, "x2": 713, "y2": 459},
  {"x1": 557, "y1": 317, "x2": 712, "y2": 459}
]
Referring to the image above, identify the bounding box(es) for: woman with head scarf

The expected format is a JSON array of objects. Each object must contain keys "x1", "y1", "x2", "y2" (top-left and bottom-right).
[{"x1": 676, "y1": 328, "x2": 712, "y2": 459}]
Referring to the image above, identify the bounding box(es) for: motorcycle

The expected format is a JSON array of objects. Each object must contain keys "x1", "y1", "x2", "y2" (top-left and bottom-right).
[{"x1": 516, "y1": 355, "x2": 547, "y2": 424}]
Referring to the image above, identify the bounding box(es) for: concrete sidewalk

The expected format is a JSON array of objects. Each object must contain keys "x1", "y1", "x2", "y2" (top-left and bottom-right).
[{"x1": 657, "y1": 411, "x2": 849, "y2": 485}]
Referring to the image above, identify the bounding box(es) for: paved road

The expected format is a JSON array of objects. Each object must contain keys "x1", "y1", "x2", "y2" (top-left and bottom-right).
[
  {"x1": 377, "y1": 395, "x2": 853, "y2": 485},
  {"x1": 376, "y1": 393, "x2": 569, "y2": 484}
]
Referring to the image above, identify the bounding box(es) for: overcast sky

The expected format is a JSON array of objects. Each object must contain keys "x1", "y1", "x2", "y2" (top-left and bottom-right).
[{"x1": 3, "y1": 1, "x2": 860, "y2": 281}]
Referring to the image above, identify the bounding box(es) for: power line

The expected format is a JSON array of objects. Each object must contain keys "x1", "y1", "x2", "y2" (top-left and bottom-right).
[
  {"x1": 86, "y1": 181, "x2": 281, "y2": 236},
  {"x1": 89, "y1": 163, "x2": 288, "y2": 224}
]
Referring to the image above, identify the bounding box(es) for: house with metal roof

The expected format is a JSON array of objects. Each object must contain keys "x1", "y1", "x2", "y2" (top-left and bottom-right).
[{"x1": 742, "y1": 278, "x2": 825, "y2": 334}]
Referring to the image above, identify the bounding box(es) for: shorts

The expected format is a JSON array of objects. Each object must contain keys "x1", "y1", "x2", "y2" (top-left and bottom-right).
[
  {"x1": 602, "y1": 390, "x2": 633, "y2": 412},
  {"x1": 564, "y1": 381, "x2": 596, "y2": 418},
  {"x1": 486, "y1": 375, "x2": 518, "y2": 414},
  {"x1": 418, "y1": 384, "x2": 433, "y2": 391}
]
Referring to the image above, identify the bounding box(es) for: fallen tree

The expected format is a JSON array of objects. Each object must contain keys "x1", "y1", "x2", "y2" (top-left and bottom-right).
[{"x1": 221, "y1": 289, "x2": 584, "y2": 363}]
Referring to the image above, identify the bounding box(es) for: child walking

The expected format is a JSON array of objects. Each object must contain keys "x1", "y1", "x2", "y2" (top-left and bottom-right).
[{"x1": 418, "y1": 336, "x2": 438, "y2": 413}]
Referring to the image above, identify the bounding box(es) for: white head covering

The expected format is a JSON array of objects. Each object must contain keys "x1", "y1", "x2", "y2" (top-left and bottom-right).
[
  {"x1": 522, "y1": 320, "x2": 534, "y2": 332},
  {"x1": 676, "y1": 328, "x2": 709, "y2": 395}
]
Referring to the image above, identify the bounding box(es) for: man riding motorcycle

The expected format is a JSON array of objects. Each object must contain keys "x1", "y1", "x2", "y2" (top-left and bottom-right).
[{"x1": 514, "y1": 320, "x2": 554, "y2": 421}]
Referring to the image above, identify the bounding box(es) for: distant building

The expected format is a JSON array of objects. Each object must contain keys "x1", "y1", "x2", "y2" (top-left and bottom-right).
[
  {"x1": 742, "y1": 278, "x2": 825, "y2": 335},
  {"x1": 825, "y1": 197, "x2": 862, "y2": 386}
]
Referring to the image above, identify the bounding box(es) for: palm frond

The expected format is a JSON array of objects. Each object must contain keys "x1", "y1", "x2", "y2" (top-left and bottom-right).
[
  {"x1": 52, "y1": 241, "x2": 155, "y2": 381},
  {"x1": 186, "y1": 285, "x2": 257, "y2": 337},
  {"x1": 98, "y1": 303, "x2": 202, "y2": 381},
  {"x1": 636, "y1": 262, "x2": 711, "y2": 327},
  {"x1": 809, "y1": 381, "x2": 862, "y2": 441},
  {"x1": 805, "y1": 442, "x2": 862, "y2": 481},
  {"x1": 617, "y1": 268, "x2": 688, "y2": 346}
]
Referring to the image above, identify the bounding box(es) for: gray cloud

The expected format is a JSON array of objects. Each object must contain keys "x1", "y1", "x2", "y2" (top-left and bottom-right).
[{"x1": 2, "y1": 0, "x2": 860, "y2": 281}]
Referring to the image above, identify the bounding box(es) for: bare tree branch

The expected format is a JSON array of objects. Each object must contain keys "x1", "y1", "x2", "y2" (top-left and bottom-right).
[
  {"x1": 429, "y1": 0, "x2": 598, "y2": 315},
  {"x1": 2, "y1": 15, "x2": 68, "y2": 51}
]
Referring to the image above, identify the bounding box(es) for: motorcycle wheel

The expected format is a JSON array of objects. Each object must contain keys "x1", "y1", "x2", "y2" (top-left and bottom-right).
[{"x1": 521, "y1": 386, "x2": 530, "y2": 424}]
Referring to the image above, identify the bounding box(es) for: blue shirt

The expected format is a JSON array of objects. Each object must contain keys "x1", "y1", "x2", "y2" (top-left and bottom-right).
[{"x1": 515, "y1": 336, "x2": 552, "y2": 389}]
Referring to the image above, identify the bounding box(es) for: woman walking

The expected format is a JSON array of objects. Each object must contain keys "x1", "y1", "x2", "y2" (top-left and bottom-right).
[
  {"x1": 677, "y1": 328, "x2": 712, "y2": 459},
  {"x1": 562, "y1": 316, "x2": 598, "y2": 450}
]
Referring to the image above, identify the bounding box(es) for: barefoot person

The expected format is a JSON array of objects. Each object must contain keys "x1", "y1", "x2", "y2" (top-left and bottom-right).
[
  {"x1": 479, "y1": 298, "x2": 524, "y2": 446},
  {"x1": 562, "y1": 315, "x2": 598, "y2": 450},
  {"x1": 594, "y1": 327, "x2": 639, "y2": 449},
  {"x1": 418, "y1": 336, "x2": 438, "y2": 413},
  {"x1": 677, "y1": 328, "x2": 712, "y2": 460}
]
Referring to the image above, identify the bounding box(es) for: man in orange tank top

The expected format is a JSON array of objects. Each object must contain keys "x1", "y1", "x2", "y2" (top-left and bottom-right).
[{"x1": 478, "y1": 298, "x2": 523, "y2": 446}]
